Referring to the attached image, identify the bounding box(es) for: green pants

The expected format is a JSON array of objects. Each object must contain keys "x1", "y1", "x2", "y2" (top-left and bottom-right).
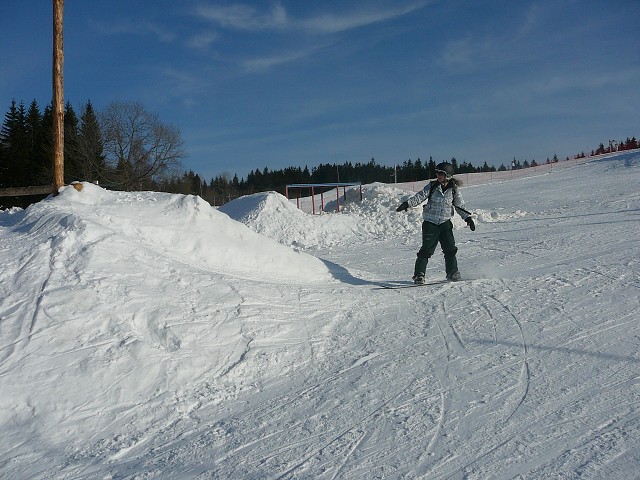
[{"x1": 414, "y1": 220, "x2": 458, "y2": 276}]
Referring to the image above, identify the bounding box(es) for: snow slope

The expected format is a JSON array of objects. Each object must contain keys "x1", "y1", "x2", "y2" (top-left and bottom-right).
[{"x1": 1, "y1": 151, "x2": 639, "y2": 479}]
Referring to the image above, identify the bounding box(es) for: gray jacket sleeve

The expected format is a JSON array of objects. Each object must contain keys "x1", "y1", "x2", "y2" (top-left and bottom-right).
[
  {"x1": 407, "y1": 183, "x2": 432, "y2": 208},
  {"x1": 452, "y1": 188, "x2": 471, "y2": 220}
]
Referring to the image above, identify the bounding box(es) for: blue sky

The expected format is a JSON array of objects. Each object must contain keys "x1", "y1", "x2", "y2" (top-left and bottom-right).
[{"x1": 3, "y1": 1, "x2": 639, "y2": 181}]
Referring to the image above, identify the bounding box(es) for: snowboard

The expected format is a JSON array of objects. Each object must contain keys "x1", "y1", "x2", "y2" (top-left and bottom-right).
[{"x1": 375, "y1": 279, "x2": 451, "y2": 289}]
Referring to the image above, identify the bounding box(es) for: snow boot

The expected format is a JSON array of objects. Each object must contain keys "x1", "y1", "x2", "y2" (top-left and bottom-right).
[
  {"x1": 447, "y1": 271, "x2": 461, "y2": 282},
  {"x1": 412, "y1": 273, "x2": 426, "y2": 285}
]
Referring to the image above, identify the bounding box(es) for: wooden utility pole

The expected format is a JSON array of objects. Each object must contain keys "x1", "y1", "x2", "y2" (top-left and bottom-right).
[{"x1": 52, "y1": 0, "x2": 64, "y2": 192}]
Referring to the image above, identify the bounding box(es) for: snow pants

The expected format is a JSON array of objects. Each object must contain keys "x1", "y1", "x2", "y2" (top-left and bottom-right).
[{"x1": 414, "y1": 220, "x2": 458, "y2": 277}]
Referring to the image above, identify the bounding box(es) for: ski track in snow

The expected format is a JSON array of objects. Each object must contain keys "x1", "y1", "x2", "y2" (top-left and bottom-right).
[{"x1": 0, "y1": 152, "x2": 639, "y2": 479}]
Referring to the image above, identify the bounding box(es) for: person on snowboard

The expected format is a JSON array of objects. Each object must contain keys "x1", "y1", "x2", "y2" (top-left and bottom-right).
[{"x1": 396, "y1": 162, "x2": 475, "y2": 284}]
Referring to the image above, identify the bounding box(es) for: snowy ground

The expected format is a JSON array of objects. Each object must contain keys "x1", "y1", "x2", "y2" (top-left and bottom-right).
[{"x1": 1, "y1": 151, "x2": 639, "y2": 479}]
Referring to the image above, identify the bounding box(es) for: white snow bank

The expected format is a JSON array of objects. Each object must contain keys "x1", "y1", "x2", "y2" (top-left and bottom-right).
[
  {"x1": 221, "y1": 183, "x2": 474, "y2": 249},
  {"x1": 220, "y1": 190, "x2": 362, "y2": 248},
  {"x1": 0, "y1": 183, "x2": 334, "y2": 472},
  {"x1": 12, "y1": 183, "x2": 332, "y2": 282}
]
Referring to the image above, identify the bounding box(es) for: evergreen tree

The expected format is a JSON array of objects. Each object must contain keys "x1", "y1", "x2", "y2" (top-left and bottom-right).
[
  {"x1": 1, "y1": 100, "x2": 19, "y2": 145},
  {"x1": 0, "y1": 101, "x2": 20, "y2": 186},
  {"x1": 428, "y1": 156, "x2": 436, "y2": 178},
  {"x1": 38, "y1": 103, "x2": 54, "y2": 184},
  {"x1": 0, "y1": 134, "x2": 4, "y2": 188},
  {"x1": 78, "y1": 100, "x2": 106, "y2": 183},
  {"x1": 25, "y1": 100, "x2": 45, "y2": 186},
  {"x1": 63, "y1": 102, "x2": 82, "y2": 183},
  {"x1": 0, "y1": 100, "x2": 30, "y2": 186},
  {"x1": 624, "y1": 137, "x2": 638, "y2": 150}
]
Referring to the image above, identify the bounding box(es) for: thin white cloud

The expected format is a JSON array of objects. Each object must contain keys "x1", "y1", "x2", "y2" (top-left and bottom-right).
[
  {"x1": 149, "y1": 66, "x2": 218, "y2": 110},
  {"x1": 441, "y1": 37, "x2": 491, "y2": 69},
  {"x1": 192, "y1": 1, "x2": 430, "y2": 73},
  {"x1": 439, "y1": 5, "x2": 541, "y2": 72},
  {"x1": 194, "y1": 3, "x2": 287, "y2": 30},
  {"x1": 531, "y1": 68, "x2": 640, "y2": 95},
  {"x1": 300, "y1": 2, "x2": 430, "y2": 34},
  {"x1": 186, "y1": 31, "x2": 220, "y2": 49},
  {"x1": 511, "y1": 3, "x2": 540, "y2": 40},
  {"x1": 194, "y1": 1, "x2": 429, "y2": 34},
  {"x1": 91, "y1": 19, "x2": 176, "y2": 43},
  {"x1": 241, "y1": 48, "x2": 317, "y2": 73},
  {"x1": 159, "y1": 67, "x2": 205, "y2": 90}
]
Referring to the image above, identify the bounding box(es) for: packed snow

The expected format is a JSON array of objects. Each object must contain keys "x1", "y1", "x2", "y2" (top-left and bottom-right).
[{"x1": 1, "y1": 151, "x2": 639, "y2": 479}]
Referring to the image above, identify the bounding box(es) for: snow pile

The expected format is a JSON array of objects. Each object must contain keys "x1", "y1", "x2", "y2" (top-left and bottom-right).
[
  {"x1": 339, "y1": 182, "x2": 468, "y2": 233},
  {"x1": 20, "y1": 183, "x2": 332, "y2": 282},
  {"x1": 220, "y1": 190, "x2": 361, "y2": 248},
  {"x1": 222, "y1": 183, "x2": 475, "y2": 249},
  {"x1": 474, "y1": 208, "x2": 528, "y2": 222},
  {"x1": 338, "y1": 182, "x2": 423, "y2": 234},
  {"x1": 0, "y1": 183, "x2": 335, "y2": 477}
]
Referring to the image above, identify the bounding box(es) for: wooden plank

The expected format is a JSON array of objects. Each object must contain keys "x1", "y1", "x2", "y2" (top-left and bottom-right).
[{"x1": 0, "y1": 185, "x2": 54, "y2": 197}]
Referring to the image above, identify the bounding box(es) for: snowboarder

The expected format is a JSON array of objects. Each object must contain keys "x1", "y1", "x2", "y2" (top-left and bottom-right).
[{"x1": 396, "y1": 162, "x2": 475, "y2": 284}]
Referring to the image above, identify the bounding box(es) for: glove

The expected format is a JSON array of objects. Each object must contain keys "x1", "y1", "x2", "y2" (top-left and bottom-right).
[
  {"x1": 396, "y1": 201, "x2": 409, "y2": 212},
  {"x1": 466, "y1": 217, "x2": 476, "y2": 231}
]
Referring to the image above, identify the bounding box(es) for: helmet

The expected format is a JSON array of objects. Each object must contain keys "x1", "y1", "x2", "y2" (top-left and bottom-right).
[{"x1": 435, "y1": 162, "x2": 454, "y2": 179}]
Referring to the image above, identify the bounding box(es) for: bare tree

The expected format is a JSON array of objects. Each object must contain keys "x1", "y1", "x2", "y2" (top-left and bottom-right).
[{"x1": 100, "y1": 101, "x2": 185, "y2": 190}]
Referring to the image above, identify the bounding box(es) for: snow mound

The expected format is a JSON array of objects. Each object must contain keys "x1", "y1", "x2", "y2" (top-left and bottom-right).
[
  {"x1": 221, "y1": 191, "x2": 361, "y2": 249},
  {"x1": 326, "y1": 183, "x2": 468, "y2": 235},
  {"x1": 339, "y1": 182, "x2": 428, "y2": 234},
  {"x1": 221, "y1": 184, "x2": 477, "y2": 249},
  {"x1": 474, "y1": 209, "x2": 529, "y2": 222},
  {"x1": 13, "y1": 183, "x2": 332, "y2": 282},
  {"x1": 218, "y1": 189, "x2": 304, "y2": 222}
]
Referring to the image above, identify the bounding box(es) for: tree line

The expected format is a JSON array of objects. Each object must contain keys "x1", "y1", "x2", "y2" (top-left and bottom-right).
[
  {"x1": 160, "y1": 156, "x2": 498, "y2": 206},
  {"x1": 161, "y1": 136, "x2": 638, "y2": 206},
  {"x1": 0, "y1": 98, "x2": 185, "y2": 207},
  {"x1": 1, "y1": 98, "x2": 638, "y2": 208}
]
